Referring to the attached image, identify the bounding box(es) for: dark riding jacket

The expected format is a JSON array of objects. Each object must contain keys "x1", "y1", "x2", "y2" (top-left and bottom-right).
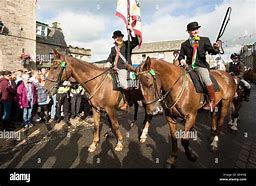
[
  {"x1": 227, "y1": 61, "x2": 245, "y2": 78},
  {"x1": 178, "y1": 36, "x2": 219, "y2": 69},
  {"x1": 107, "y1": 35, "x2": 139, "y2": 70}
]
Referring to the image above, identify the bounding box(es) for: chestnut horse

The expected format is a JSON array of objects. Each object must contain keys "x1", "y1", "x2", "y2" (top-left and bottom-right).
[
  {"x1": 44, "y1": 49, "x2": 158, "y2": 152},
  {"x1": 129, "y1": 57, "x2": 237, "y2": 167},
  {"x1": 44, "y1": 49, "x2": 127, "y2": 152}
]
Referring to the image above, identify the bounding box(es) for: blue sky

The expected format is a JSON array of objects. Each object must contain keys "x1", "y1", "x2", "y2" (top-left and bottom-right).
[{"x1": 36, "y1": 0, "x2": 256, "y2": 61}]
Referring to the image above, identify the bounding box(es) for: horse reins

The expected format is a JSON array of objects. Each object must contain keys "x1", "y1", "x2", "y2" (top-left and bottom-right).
[
  {"x1": 45, "y1": 59, "x2": 67, "y2": 94},
  {"x1": 46, "y1": 58, "x2": 110, "y2": 101},
  {"x1": 137, "y1": 68, "x2": 188, "y2": 109},
  {"x1": 138, "y1": 71, "x2": 162, "y2": 105},
  {"x1": 161, "y1": 72, "x2": 188, "y2": 109}
]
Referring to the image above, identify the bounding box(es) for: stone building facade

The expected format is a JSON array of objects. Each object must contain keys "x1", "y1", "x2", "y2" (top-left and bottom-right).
[
  {"x1": 0, "y1": 0, "x2": 36, "y2": 70},
  {"x1": 68, "y1": 45, "x2": 91, "y2": 62},
  {"x1": 240, "y1": 43, "x2": 256, "y2": 69},
  {"x1": 131, "y1": 40, "x2": 184, "y2": 66},
  {"x1": 132, "y1": 40, "x2": 218, "y2": 68},
  {"x1": 36, "y1": 22, "x2": 92, "y2": 68},
  {"x1": 36, "y1": 21, "x2": 68, "y2": 68}
]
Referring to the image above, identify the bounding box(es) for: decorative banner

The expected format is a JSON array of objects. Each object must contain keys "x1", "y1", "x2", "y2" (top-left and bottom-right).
[{"x1": 116, "y1": 0, "x2": 142, "y2": 46}]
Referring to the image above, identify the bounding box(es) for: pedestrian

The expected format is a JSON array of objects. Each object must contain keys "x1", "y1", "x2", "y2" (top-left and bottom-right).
[{"x1": 17, "y1": 74, "x2": 37, "y2": 128}]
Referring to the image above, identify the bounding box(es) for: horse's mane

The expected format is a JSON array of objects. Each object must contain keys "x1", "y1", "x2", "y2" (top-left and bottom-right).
[
  {"x1": 65, "y1": 55, "x2": 105, "y2": 71},
  {"x1": 150, "y1": 58, "x2": 182, "y2": 73}
]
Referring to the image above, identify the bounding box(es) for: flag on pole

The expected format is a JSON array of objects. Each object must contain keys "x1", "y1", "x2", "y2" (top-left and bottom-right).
[{"x1": 115, "y1": 0, "x2": 142, "y2": 46}]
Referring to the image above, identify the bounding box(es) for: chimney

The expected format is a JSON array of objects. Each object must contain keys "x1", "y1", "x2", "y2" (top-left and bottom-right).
[{"x1": 52, "y1": 22, "x2": 61, "y2": 30}]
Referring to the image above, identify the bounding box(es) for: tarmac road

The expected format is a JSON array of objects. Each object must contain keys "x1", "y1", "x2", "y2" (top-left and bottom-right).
[{"x1": 0, "y1": 84, "x2": 255, "y2": 168}]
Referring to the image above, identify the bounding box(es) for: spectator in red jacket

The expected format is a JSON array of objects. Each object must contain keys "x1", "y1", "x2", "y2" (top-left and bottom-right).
[{"x1": 0, "y1": 70, "x2": 15, "y2": 130}]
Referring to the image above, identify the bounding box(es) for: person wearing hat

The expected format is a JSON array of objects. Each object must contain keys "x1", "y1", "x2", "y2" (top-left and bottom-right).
[
  {"x1": 227, "y1": 53, "x2": 251, "y2": 101},
  {"x1": 105, "y1": 26, "x2": 139, "y2": 111},
  {"x1": 178, "y1": 21, "x2": 221, "y2": 112}
]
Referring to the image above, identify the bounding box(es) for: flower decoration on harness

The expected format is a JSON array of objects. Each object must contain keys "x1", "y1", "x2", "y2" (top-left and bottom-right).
[
  {"x1": 149, "y1": 69, "x2": 156, "y2": 76},
  {"x1": 60, "y1": 61, "x2": 66, "y2": 68}
]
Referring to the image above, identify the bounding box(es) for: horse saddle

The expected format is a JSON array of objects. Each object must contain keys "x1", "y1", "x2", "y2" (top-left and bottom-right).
[
  {"x1": 109, "y1": 69, "x2": 139, "y2": 91},
  {"x1": 108, "y1": 70, "x2": 119, "y2": 91},
  {"x1": 188, "y1": 70, "x2": 220, "y2": 93}
]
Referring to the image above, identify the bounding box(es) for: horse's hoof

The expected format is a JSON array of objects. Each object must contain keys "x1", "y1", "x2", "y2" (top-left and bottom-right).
[
  {"x1": 114, "y1": 143, "x2": 123, "y2": 152},
  {"x1": 230, "y1": 126, "x2": 238, "y2": 131},
  {"x1": 185, "y1": 151, "x2": 197, "y2": 162},
  {"x1": 140, "y1": 138, "x2": 146, "y2": 143},
  {"x1": 88, "y1": 144, "x2": 97, "y2": 152},
  {"x1": 165, "y1": 156, "x2": 177, "y2": 168},
  {"x1": 164, "y1": 162, "x2": 175, "y2": 169}
]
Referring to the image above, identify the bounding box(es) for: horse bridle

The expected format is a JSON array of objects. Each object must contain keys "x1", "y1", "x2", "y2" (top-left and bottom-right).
[
  {"x1": 137, "y1": 68, "x2": 187, "y2": 108},
  {"x1": 137, "y1": 70, "x2": 162, "y2": 105},
  {"x1": 46, "y1": 58, "x2": 109, "y2": 100},
  {"x1": 45, "y1": 59, "x2": 67, "y2": 93}
]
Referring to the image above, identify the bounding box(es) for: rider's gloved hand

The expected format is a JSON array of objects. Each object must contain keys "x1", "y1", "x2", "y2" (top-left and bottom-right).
[
  {"x1": 113, "y1": 67, "x2": 119, "y2": 72},
  {"x1": 213, "y1": 40, "x2": 221, "y2": 49},
  {"x1": 180, "y1": 59, "x2": 187, "y2": 67}
]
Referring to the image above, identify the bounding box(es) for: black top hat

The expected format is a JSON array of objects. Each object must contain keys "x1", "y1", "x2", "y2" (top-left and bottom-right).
[
  {"x1": 187, "y1": 22, "x2": 201, "y2": 31},
  {"x1": 230, "y1": 53, "x2": 240, "y2": 60},
  {"x1": 112, "y1": 30, "x2": 124, "y2": 39}
]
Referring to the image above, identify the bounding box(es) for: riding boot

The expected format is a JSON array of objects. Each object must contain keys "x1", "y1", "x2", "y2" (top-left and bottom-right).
[
  {"x1": 120, "y1": 89, "x2": 129, "y2": 111},
  {"x1": 206, "y1": 84, "x2": 216, "y2": 112}
]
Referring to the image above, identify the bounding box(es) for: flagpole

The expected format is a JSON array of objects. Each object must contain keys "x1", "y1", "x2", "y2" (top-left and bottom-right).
[{"x1": 127, "y1": 0, "x2": 131, "y2": 65}]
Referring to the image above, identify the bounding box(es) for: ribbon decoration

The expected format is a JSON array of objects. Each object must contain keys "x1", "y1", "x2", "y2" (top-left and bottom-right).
[
  {"x1": 191, "y1": 37, "x2": 200, "y2": 69},
  {"x1": 191, "y1": 43, "x2": 198, "y2": 69},
  {"x1": 149, "y1": 69, "x2": 156, "y2": 76},
  {"x1": 60, "y1": 61, "x2": 66, "y2": 68}
]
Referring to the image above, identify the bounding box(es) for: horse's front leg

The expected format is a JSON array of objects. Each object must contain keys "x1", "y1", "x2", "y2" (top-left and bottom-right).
[
  {"x1": 165, "y1": 114, "x2": 178, "y2": 168},
  {"x1": 140, "y1": 113, "x2": 152, "y2": 143},
  {"x1": 211, "y1": 99, "x2": 232, "y2": 152},
  {"x1": 88, "y1": 108, "x2": 101, "y2": 152},
  {"x1": 228, "y1": 101, "x2": 238, "y2": 132},
  {"x1": 181, "y1": 113, "x2": 198, "y2": 162},
  {"x1": 106, "y1": 108, "x2": 124, "y2": 151}
]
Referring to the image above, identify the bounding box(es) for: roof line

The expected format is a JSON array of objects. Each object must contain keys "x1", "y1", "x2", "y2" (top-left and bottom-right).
[{"x1": 132, "y1": 49, "x2": 180, "y2": 54}]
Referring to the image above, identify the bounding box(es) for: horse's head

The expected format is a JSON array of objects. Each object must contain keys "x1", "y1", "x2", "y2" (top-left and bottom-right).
[
  {"x1": 136, "y1": 57, "x2": 163, "y2": 115},
  {"x1": 44, "y1": 49, "x2": 72, "y2": 96}
]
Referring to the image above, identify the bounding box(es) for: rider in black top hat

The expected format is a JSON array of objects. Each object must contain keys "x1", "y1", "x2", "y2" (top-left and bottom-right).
[
  {"x1": 106, "y1": 27, "x2": 139, "y2": 110},
  {"x1": 178, "y1": 21, "x2": 221, "y2": 112},
  {"x1": 106, "y1": 29, "x2": 139, "y2": 69},
  {"x1": 227, "y1": 53, "x2": 251, "y2": 101}
]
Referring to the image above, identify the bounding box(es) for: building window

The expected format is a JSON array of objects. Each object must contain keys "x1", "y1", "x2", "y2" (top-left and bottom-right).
[
  {"x1": 0, "y1": 20, "x2": 4, "y2": 34},
  {"x1": 36, "y1": 25, "x2": 48, "y2": 37}
]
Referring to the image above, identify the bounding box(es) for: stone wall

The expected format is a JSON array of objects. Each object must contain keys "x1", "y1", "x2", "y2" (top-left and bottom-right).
[
  {"x1": 132, "y1": 51, "x2": 176, "y2": 65},
  {"x1": 0, "y1": 0, "x2": 36, "y2": 70}
]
